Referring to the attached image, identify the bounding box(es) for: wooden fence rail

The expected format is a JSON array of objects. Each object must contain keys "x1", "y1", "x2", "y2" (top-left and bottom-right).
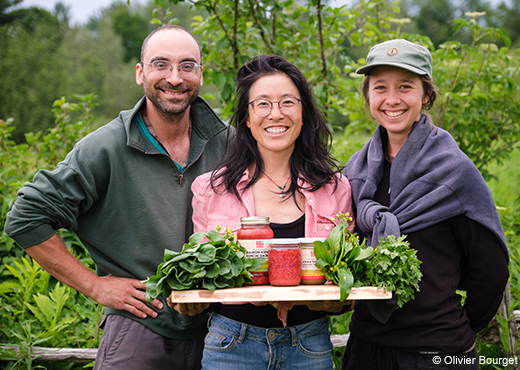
[
  {"x1": 1, "y1": 311, "x2": 518, "y2": 363},
  {"x1": 0, "y1": 346, "x2": 98, "y2": 363}
]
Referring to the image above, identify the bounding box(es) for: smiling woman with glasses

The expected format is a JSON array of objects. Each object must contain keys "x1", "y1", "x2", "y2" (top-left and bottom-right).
[
  {"x1": 141, "y1": 60, "x2": 201, "y2": 79},
  {"x1": 186, "y1": 54, "x2": 355, "y2": 370}
]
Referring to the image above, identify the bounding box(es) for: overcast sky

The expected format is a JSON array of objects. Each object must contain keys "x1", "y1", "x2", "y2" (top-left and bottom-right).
[
  {"x1": 16, "y1": 0, "x2": 509, "y2": 26},
  {"x1": 18, "y1": 0, "x2": 148, "y2": 25}
]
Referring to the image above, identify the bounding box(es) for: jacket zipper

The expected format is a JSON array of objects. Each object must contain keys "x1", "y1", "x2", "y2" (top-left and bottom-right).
[{"x1": 175, "y1": 140, "x2": 208, "y2": 187}]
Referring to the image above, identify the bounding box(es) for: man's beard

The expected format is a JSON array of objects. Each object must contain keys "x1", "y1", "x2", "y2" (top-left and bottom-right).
[{"x1": 143, "y1": 79, "x2": 199, "y2": 120}]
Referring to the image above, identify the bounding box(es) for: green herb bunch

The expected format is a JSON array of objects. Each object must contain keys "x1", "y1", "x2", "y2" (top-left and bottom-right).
[
  {"x1": 313, "y1": 213, "x2": 374, "y2": 301},
  {"x1": 360, "y1": 235, "x2": 422, "y2": 308},
  {"x1": 144, "y1": 227, "x2": 265, "y2": 301},
  {"x1": 313, "y1": 213, "x2": 422, "y2": 305}
]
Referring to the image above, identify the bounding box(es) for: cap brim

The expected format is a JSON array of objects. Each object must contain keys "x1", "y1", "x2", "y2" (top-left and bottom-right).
[{"x1": 356, "y1": 62, "x2": 429, "y2": 77}]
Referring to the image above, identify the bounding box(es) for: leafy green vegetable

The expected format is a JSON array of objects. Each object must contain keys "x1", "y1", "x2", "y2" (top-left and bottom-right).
[
  {"x1": 144, "y1": 227, "x2": 265, "y2": 301},
  {"x1": 360, "y1": 235, "x2": 423, "y2": 308},
  {"x1": 313, "y1": 213, "x2": 374, "y2": 301},
  {"x1": 314, "y1": 213, "x2": 422, "y2": 305}
]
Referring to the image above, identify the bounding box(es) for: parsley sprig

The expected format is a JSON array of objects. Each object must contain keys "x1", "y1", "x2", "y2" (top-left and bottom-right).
[{"x1": 360, "y1": 235, "x2": 422, "y2": 307}]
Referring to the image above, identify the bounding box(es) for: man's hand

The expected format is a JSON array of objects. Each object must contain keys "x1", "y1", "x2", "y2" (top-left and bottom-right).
[
  {"x1": 93, "y1": 274, "x2": 163, "y2": 319},
  {"x1": 25, "y1": 234, "x2": 164, "y2": 319}
]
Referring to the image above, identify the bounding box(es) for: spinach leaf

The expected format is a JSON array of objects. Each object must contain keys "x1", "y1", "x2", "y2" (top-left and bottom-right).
[{"x1": 144, "y1": 227, "x2": 265, "y2": 301}]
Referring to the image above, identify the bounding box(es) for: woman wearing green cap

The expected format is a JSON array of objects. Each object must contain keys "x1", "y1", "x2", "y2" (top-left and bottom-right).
[{"x1": 342, "y1": 39, "x2": 509, "y2": 369}]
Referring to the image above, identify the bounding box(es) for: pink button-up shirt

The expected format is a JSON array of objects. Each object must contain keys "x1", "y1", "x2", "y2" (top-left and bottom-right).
[{"x1": 191, "y1": 168, "x2": 354, "y2": 236}]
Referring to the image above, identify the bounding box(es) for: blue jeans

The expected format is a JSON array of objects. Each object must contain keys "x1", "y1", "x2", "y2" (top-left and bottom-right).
[{"x1": 201, "y1": 313, "x2": 333, "y2": 370}]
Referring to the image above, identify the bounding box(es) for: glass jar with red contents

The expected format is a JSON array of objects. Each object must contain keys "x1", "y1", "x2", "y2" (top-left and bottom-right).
[
  {"x1": 268, "y1": 239, "x2": 301, "y2": 286},
  {"x1": 237, "y1": 216, "x2": 273, "y2": 285}
]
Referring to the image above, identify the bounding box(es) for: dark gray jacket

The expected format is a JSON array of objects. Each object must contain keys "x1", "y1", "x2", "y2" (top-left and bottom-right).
[{"x1": 6, "y1": 96, "x2": 231, "y2": 339}]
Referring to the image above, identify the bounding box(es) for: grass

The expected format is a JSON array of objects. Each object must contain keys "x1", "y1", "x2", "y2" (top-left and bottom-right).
[
  {"x1": 486, "y1": 148, "x2": 520, "y2": 209},
  {"x1": 331, "y1": 130, "x2": 371, "y2": 166}
]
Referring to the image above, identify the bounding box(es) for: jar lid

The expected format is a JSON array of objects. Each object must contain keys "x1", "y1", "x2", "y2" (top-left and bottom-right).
[
  {"x1": 297, "y1": 237, "x2": 326, "y2": 244},
  {"x1": 268, "y1": 238, "x2": 300, "y2": 245},
  {"x1": 240, "y1": 216, "x2": 270, "y2": 224}
]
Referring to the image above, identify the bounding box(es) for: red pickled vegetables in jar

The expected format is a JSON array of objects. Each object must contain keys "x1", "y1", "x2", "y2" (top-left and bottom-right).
[
  {"x1": 268, "y1": 239, "x2": 301, "y2": 286},
  {"x1": 237, "y1": 216, "x2": 273, "y2": 285}
]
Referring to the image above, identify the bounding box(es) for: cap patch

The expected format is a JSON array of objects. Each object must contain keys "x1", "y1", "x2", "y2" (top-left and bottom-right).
[{"x1": 386, "y1": 47, "x2": 399, "y2": 56}]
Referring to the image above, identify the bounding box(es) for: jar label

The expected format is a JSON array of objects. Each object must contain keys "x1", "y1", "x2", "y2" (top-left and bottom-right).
[
  {"x1": 239, "y1": 239, "x2": 269, "y2": 272},
  {"x1": 300, "y1": 248, "x2": 325, "y2": 278},
  {"x1": 300, "y1": 248, "x2": 319, "y2": 269}
]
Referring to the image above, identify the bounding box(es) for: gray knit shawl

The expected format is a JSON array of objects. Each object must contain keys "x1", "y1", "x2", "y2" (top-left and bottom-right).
[{"x1": 344, "y1": 114, "x2": 508, "y2": 258}]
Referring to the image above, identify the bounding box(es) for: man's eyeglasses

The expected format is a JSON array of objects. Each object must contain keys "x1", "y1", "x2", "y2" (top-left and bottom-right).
[
  {"x1": 248, "y1": 97, "x2": 302, "y2": 117},
  {"x1": 141, "y1": 60, "x2": 201, "y2": 79}
]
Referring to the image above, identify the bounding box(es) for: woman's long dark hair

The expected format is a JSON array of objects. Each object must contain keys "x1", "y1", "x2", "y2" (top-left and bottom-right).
[{"x1": 211, "y1": 54, "x2": 341, "y2": 201}]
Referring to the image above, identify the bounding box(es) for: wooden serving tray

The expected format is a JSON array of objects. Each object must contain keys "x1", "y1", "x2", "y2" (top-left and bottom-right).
[{"x1": 168, "y1": 285, "x2": 390, "y2": 303}]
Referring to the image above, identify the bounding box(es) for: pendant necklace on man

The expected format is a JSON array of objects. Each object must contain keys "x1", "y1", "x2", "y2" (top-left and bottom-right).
[{"x1": 262, "y1": 172, "x2": 290, "y2": 198}]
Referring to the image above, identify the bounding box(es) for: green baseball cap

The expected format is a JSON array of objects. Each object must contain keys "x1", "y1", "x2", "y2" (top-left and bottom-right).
[{"x1": 356, "y1": 39, "x2": 433, "y2": 79}]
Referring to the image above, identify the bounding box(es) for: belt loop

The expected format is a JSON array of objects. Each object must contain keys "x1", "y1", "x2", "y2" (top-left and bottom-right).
[
  {"x1": 237, "y1": 323, "x2": 248, "y2": 343},
  {"x1": 289, "y1": 326, "x2": 298, "y2": 347},
  {"x1": 208, "y1": 312, "x2": 214, "y2": 330}
]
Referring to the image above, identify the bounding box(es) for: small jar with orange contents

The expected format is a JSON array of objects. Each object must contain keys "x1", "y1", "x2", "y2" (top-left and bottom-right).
[{"x1": 298, "y1": 238, "x2": 326, "y2": 285}]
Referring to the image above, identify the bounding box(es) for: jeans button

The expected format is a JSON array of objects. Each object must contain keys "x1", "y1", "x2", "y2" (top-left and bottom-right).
[{"x1": 267, "y1": 331, "x2": 276, "y2": 340}]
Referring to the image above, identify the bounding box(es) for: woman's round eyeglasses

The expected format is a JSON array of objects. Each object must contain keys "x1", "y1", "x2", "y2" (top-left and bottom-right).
[{"x1": 248, "y1": 97, "x2": 302, "y2": 117}]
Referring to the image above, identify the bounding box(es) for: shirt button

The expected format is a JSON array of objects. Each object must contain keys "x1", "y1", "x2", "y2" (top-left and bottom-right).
[
  {"x1": 267, "y1": 332, "x2": 276, "y2": 340},
  {"x1": 325, "y1": 225, "x2": 331, "y2": 230},
  {"x1": 309, "y1": 199, "x2": 314, "y2": 204}
]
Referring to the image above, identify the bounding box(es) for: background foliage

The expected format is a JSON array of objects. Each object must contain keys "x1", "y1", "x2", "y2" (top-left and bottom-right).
[{"x1": 1, "y1": 0, "x2": 519, "y2": 368}]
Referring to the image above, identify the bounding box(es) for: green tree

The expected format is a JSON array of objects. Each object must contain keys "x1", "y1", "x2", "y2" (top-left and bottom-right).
[
  {"x1": 154, "y1": 0, "x2": 520, "y2": 179},
  {"x1": 392, "y1": 0, "x2": 509, "y2": 47},
  {"x1": 153, "y1": 0, "x2": 405, "y2": 121},
  {"x1": 0, "y1": 0, "x2": 147, "y2": 142},
  {"x1": 58, "y1": 18, "x2": 143, "y2": 121},
  {"x1": 0, "y1": 0, "x2": 22, "y2": 25},
  {"x1": 53, "y1": 1, "x2": 72, "y2": 25},
  {"x1": 432, "y1": 13, "x2": 520, "y2": 179},
  {"x1": 0, "y1": 7, "x2": 63, "y2": 142},
  {"x1": 110, "y1": 1, "x2": 150, "y2": 62},
  {"x1": 410, "y1": 0, "x2": 456, "y2": 47},
  {"x1": 495, "y1": 0, "x2": 520, "y2": 47}
]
